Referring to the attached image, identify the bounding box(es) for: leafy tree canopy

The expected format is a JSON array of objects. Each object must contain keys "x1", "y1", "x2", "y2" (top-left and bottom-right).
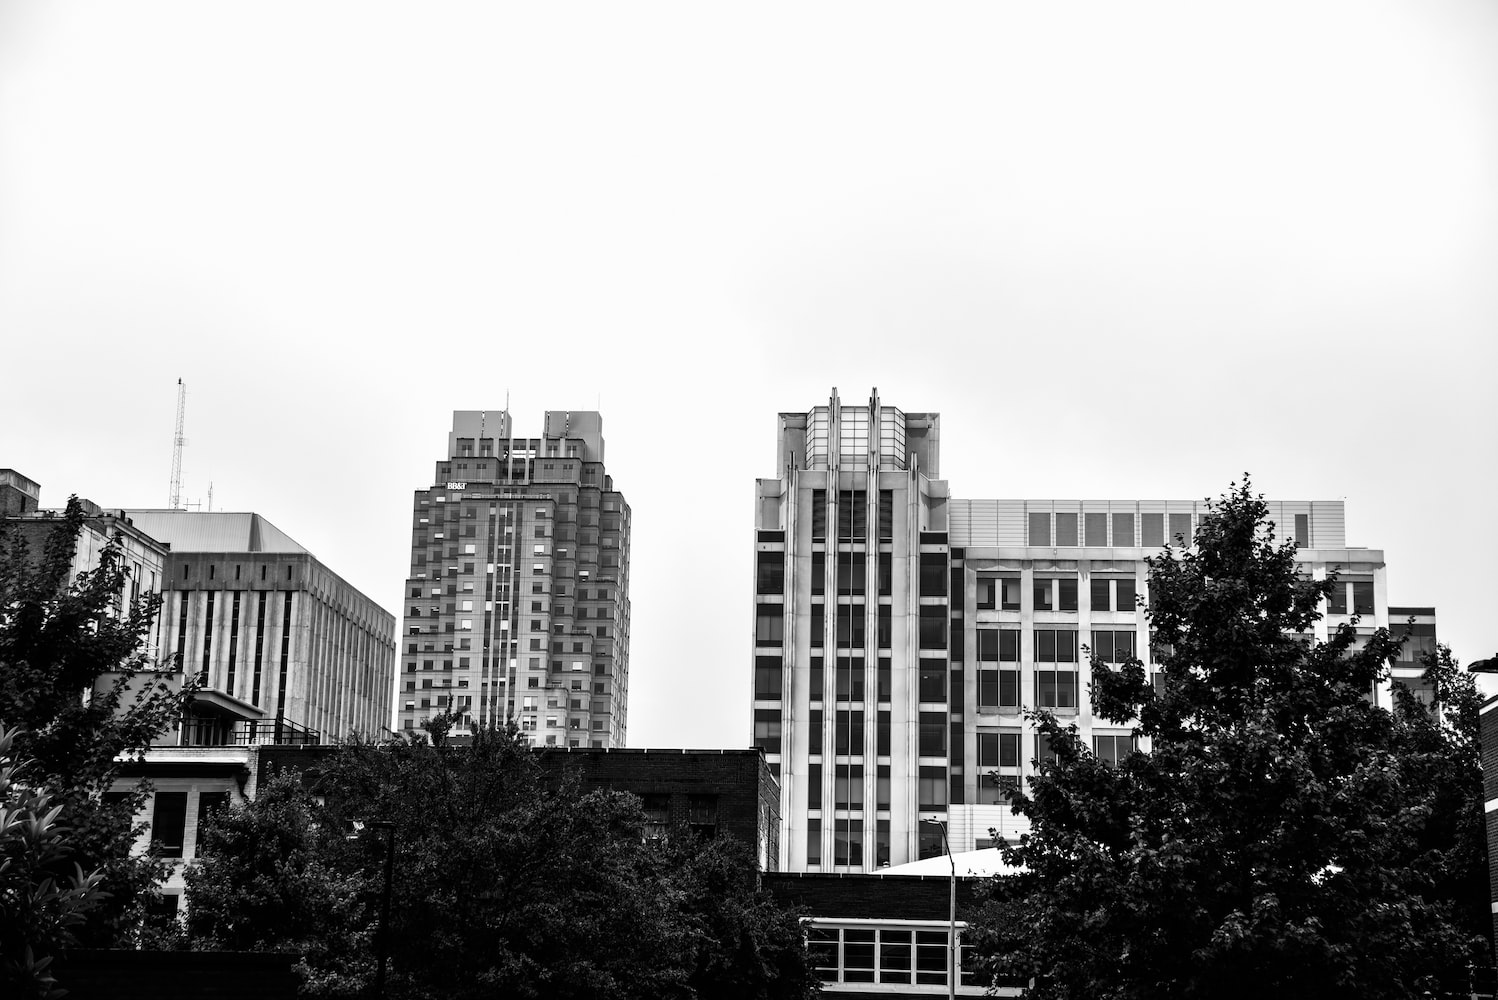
[
  {"x1": 0, "y1": 499, "x2": 184, "y2": 960},
  {"x1": 972, "y1": 479, "x2": 1489, "y2": 1000},
  {"x1": 186, "y1": 721, "x2": 816, "y2": 1000}
]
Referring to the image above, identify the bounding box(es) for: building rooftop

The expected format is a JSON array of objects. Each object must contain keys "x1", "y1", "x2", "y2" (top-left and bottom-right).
[{"x1": 124, "y1": 511, "x2": 310, "y2": 554}]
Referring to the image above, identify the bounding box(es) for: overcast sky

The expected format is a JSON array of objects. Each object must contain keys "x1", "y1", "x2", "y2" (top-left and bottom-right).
[{"x1": 2, "y1": 2, "x2": 1494, "y2": 747}]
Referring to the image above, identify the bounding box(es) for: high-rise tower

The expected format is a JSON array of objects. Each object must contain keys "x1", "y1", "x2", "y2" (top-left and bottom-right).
[
  {"x1": 756, "y1": 389, "x2": 1421, "y2": 873},
  {"x1": 397, "y1": 410, "x2": 631, "y2": 746},
  {"x1": 752, "y1": 389, "x2": 946, "y2": 872}
]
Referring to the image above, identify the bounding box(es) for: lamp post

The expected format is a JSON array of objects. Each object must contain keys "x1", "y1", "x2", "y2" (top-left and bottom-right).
[{"x1": 920, "y1": 818, "x2": 958, "y2": 1000}]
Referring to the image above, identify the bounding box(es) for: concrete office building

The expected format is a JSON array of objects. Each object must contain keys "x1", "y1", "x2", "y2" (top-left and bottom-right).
[
  {"x1": 753, "y1": 390, "x2": 1430, "y2": 872},
  {"x1": 397, "y1": 410, "x2": 631, "y2": 746},
  {"x1": 125, "y1": 510, "x2": 396, "y2": 744}
]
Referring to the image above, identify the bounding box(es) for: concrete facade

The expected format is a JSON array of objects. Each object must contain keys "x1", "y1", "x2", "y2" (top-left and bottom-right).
[
  {"x1": 397, "y1": 410, "x2": 632, "y2": 747},
  {"x1": 124, "y1": 511, "x2": 396, "y2": 743},
  {"x1": 755, "y1": 390, "x2": 1430, "y2": 872}
]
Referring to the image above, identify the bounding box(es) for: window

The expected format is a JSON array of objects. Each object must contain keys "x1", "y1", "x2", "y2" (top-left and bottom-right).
[
  {"x1": 838, "y1": 551, "x2": 866, "y2": 596},
  {"x1": 1028, "y1": 512, "x2": 1050, "y2": 546},
  {"x1": 878, "y1": 490, "x2": 894, "y2": 541},
  {"x1": 1141, "y1": 513, "x2": 1164, "y2": 547},
  {"x1": 1094, "y1": 734, "x2": 1136, "y2": 766},
  {"x1": 810, "y1": 605, "x2": 825, "y2": 648},
  {"x1": 1033, "y1": 579, "x2": 1052, "y2": 611},
  {"x1": 753, "y1": 709, "x2": 782, "y2": 754},
  {"x1": 876, "y1": 606, "x2": 891, "y2": 648},
  {"x1": 811, "y1": 551, "x2": 826, "y2": 596},
  {"x1": 977, "y1": 577, "x2": 996, "y2": 610},
  {"x1": 1090, "y1": 577, "x2": 1137, "y2": 612},
  {"x1": 1000, "y1": 578, "x2": 1021, "y2": 611},
  {"x1": 1091, "y1": 629, "x2": 1137, "y2": 663},
  {"x1": 809, "y1": 657, "x2": 824, "y2": 702},
  {"x1": 755, "y1": 606, "x2": 784, "y2": 645},
  {"x1": 1055, "y1": 512, "x2": 1078, "y2": 546},
  {"x1": 1294, "y1": 513, "x2": 1309, "y2": 548},
  {"x1": 1113, "y1": 512, "x2": 1135, "y2": 546},
  {"x1": 918, "y1": 766, "x2": 946, "y2": 808},
  {"x1": 834, "y1": 656, "x2": 865, "y2": 700},
  {"x1": 1169, "y1": 513, "x2": 1192, "y2": 545},
  {"x1": 151, "y1": 792, "x2": 189, "y2": 859},
  {"x1": 807, "y1": 818, "x2": 822, "y2": 866},
  {"x1": 753, "y1": 656, "x2": 782, "y2": 699},
  {"x1": 835, "y1": 606, "x2": 865, "y2": 647},
  {"x1": 919, "y1": 554, "x2": 945, "y2": 596},
  {"x1": 918, "y1": 607, "x2": 946, "y2": 649},
  {"x1": 1058, "y1": 578, "x2": 1077, "y2": 612},
  {"x1": 755, "y1": 553, "x2": 784, "y2": 595},
  {"x1": 1035, "y1": 669, "x2": 1077, "y2": 708},
  {"x1": 918, "y1": 662, "x2": 946, "y2": 702},
  {"x1": 641, "y1": 793, "x2": 670, "y2": 841},
  {"x1": 837, "y1": 490, "x2": 867, "y2": 541},
  {"x1": 811, "y1": 490, "x2": 827, "y2": 541},
  {"x1": 1035, "y1": 629, "x2": 1078, "y2": 662},
  {"x1": 1329, "y1": 583, "x2": 1348, "y2": 615},
  {"x1": 194, "y1": 792, "x2": 229, "y2": 855},
  {"x1": 1085, "y1": 512, "x2": 1108, "y2": 546},
  {"x1": 1352, "y1": 581, "x2": 1374, "y2": 615},
  {"x1": 687, "y1": 794, "x2": 717, "y2": 839},
  {"x1": 918, "y1": 713, "x2": 946, "y2": 756},
  {"x1": 835, "y1": 710, "x2": 865, "y2": 755}
]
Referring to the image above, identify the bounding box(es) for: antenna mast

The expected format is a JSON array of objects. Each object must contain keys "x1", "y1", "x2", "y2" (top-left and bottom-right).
[{"x1": 169, "y1": 379, "x2": 187, "y2": 509}]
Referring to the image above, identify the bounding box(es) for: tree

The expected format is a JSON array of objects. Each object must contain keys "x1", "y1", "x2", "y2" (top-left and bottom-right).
[
  {"x1": 182, "y1": 772, "x2": 374, "y2": 997},
  {"x1": 0, "y1": 500, "x2": 184, "y2": 949},
  {"x1": 0, "y1": 727, "x2": 107, "y2": 999},
  {"x1": 971, "y1": 480, "x2": 1489, "y2": 1000},
  {"x1": 185, "y1": 721, "x2": 816, "y2": 1000}
]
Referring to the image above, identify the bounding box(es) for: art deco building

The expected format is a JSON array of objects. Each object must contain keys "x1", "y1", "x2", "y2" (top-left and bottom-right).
[
  {"x1": 397, "y1": 410, "x2": 631, "y2": 746},
  {"x1": 753, "y1": 390, "x2": 1427, "y2": 872}
]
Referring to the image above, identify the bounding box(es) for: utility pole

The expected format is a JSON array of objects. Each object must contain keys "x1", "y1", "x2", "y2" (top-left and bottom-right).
[{"x1": 168, "y1": 379, "x2": 187, "y2": 509}]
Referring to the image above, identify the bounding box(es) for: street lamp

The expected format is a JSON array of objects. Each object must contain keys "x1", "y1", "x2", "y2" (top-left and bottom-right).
[
  {"x1": 351, "y1": 820, "x2": 396, "y2": 999},
  {"x1": 919, "y1": 818, "x2": 957, "y2": 1000}
]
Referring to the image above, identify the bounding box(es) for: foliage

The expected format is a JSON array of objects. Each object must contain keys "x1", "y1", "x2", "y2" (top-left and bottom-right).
[
  {"x1": 182, "y1": 772, "x2": 374, "y2": 996},
  {"x1": 185, "y1": 720, "x2": 815, "y2": 1000},
  {"x1": 0, "y1": 499, "x2": 184, "y2": 949},
  {"x1": 971, "y1": 479, "x2": 1489, "y2": 1000},
  {"x1": 0, "y1": 727, "x2": 108, "y2": 999}
]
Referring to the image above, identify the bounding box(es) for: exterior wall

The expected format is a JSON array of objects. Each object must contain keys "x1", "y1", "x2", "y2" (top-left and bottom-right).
[
  {"x1": 763, "y1": 873, "x2": 1006, "y2": 998},
  {"x1": 397, "y1": 410, "x2": 632, "y2": 747},
  {"x1": 760, "y1": 391, "x2": 1416, "y2": 873},
  {"x1": 156, "y1": 552, "x2": 395, "y2": 741},
  {"x1": 1, "y1": 501, "x2": 170, "y2": 658},
  {"x1": 537, "y1": 747, "x2": 781, "y2": 870},
  {"x1": 1482, "y1": 696, "x2": 1498, "y2": 964},
  {"x1": 754, "y1": 389, "x2": 948, "y2": 872},
  {"x1": 113, "y1": 747, "x2": 260, "y2": 909}
]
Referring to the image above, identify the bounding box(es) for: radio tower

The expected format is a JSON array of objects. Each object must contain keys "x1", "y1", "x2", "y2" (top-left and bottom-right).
[{"x1": 168, "y1": 379, "x2": 187, "y2": 509}]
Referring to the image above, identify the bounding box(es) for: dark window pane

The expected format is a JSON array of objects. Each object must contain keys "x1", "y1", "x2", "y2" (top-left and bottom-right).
[
  {"x1": 1112, "y1": 512, "x2": 1135, "y2": 546},
  {"x1": 1028, "y1": 512, "x2": 1050, "y2": 546},
  {"x1": 1000, "y1": 578, "x2": 1021, "y2": 611},
  {"x1": 151, "y1": 792, "x2": 188, "y2": 859},
  {"x1": 755, "y1": 553, "x2": 784, "y2": 595},
  {"x1": 1034, "y1": 580, "x2": 1053, "y2": 611},
  {"x1": 1117, "y1": 578, "x2": 1136, "y2": 609},
  {"x1": 1169, "y1": 513, "x2": 1192, "y2": 545},
  {"x1": 1141, "y1": 513, "x2": 1164, "y2": 546},
  {"x1": 1085, "y1": 512, "x2": 1108, "y2": 546},
  {"x1": 999, "y1": 669, "x2": 1019, "y2": 707},
  {"x1": 1295, "y1": 513, "x2": 1309, "y2": 548},
  {"x1": 1058, "y1": 578, "x2": 1078, "y2": 612},
  {"x1": 1090, "y1": 578, "x2": 1111, "y2": 610},
  {"x1": 1352, "y1": 582, "x2": 1374, "y2": 615},
  {"x1": 1055, "y1": 512, "x2": 1078, "y2": 546},
  {"x1": 811, "y1": 552, "x2": 825, "y2": 596}
]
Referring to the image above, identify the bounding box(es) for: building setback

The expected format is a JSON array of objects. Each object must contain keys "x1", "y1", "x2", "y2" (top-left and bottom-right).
[
  {"x1": 397, "y1": 410, "x2": 631, "y2": 746},
  {"x1": 125, "y1": 510, "x2": 396, "y2": 743},
  {"x1": 753, "y1": 390, "x2": 1430, "y2": 873}
]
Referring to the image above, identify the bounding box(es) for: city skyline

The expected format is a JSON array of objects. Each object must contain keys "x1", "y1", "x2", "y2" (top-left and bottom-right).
[{"x1": 2, "y1": 3, "x2": 1494, "y2": 749}]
